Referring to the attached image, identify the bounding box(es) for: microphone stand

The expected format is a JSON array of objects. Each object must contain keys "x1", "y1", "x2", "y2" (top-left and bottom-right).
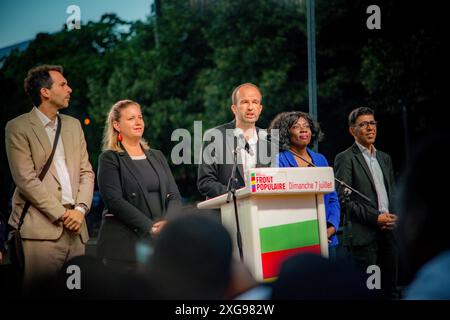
[
  {"x1": 226, "y1": 148, "x2": 244, "y2": 262},
  {"x1": 286, "y1": 147, "x2": 367, "y2": 251},
  {"x1": 287, "y1": 148, "x2": 372, "y2": 203}
]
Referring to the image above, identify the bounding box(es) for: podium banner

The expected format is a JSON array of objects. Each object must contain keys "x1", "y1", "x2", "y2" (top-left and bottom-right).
[
  {"x1": 256, "y1": 194, "x2": 321, "y2": 281},
  {"x1": 198, "y1": 167, "x2": 334, "y2": 281},
  {"x1": 249, "y1": 167, "x2": 334, "y2": 194}
]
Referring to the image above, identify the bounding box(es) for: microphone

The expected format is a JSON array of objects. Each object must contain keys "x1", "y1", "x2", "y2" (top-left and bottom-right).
[
  {"x1": 241, "y1": 138, "x2": 253, "y2": 156},
  {"x1": 234, "y1": 131, "x2": 254, "y2": 155},
  {"x1": 244, "y1": 141, "x2": 250, "y2": 154},
  {"x1": 288, "y1": 148, "x2": 372, "y2": 203},
  {"x1": 234, "y1": 132, "x2": 245, "y2": 150}
]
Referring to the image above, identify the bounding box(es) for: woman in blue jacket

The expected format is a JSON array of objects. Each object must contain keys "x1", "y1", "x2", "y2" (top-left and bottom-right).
[{"x1": 269, "y1": 111, "x2": 340, "y2": 261}]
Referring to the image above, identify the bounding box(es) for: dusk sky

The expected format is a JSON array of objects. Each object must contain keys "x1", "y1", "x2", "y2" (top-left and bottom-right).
[{"x1": 0, "y1": 0, "x2": 152, "y2": 48}]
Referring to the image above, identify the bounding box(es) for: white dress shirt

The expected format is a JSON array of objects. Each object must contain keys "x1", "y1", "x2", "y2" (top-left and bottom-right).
[
  {"x1": 234, "y1": 128, "x2": 258, "y2": 184},
  {"x1": 356, "y1": 142, "x2": 389, "y2": 213},
  {"x1": 34, "y1": 107, "x2": 85, "y2": 212}
]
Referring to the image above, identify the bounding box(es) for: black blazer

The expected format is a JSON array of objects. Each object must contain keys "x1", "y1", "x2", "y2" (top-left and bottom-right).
[
  {"x1": 197, "y1": 120, "x2": 273, "y2": 199},
  {"x1": 97, "y1": 148, "x2": 181, "y2": 262},
  {"x1": 334, "y1": 143, "x2": 395, "y2": 247}
]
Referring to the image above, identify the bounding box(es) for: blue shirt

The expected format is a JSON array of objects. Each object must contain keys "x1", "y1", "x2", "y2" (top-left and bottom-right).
[{"x1": 276, "y1": 149, "x2": 341, "y2": 247}]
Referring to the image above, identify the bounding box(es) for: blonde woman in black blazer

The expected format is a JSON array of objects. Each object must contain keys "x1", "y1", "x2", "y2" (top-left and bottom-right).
[{"x1": 97, "y1": 100, "x2": 181, "y2": 271}]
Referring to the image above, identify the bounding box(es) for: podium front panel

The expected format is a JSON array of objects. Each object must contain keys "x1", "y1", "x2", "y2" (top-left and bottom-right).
[
  {"x1": 256, "y1": 195, "x2": 322, "y2": 281},
  {"x1": 221, "y1": 194, "x2": 325, "y2": 282},
  {"x1": 198, "y1": 167, "x2": 333, "y2": 281}
]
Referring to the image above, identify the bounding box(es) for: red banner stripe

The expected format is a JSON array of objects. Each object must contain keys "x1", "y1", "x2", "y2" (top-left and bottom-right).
[{"x1": 261, "y1": 245, "x2": 321, "y2": 279}]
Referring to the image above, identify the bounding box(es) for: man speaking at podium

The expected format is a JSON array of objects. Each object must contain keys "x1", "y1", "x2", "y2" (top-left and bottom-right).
[{"x1": 197, "y1": 83, "x2": 272, "y2": 199}]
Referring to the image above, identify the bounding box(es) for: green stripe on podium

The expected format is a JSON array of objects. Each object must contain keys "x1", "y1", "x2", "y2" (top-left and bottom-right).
[{"x1": 259, "y1": 219, "x2": 319, "y2": 253}]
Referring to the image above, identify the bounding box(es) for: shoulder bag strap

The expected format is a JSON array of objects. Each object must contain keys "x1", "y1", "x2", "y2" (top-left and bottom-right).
[{"x1": 17, "y1": 115, "x2": 62, "y2": 230}]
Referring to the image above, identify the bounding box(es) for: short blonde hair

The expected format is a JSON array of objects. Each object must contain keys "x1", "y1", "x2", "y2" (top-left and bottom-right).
[{"x1": 102, "y1": 99, "x2": 150, "y2": 152}]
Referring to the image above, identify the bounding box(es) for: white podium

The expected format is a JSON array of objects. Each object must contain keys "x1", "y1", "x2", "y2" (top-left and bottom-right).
[{"x1": 197, "y1": 167, "x2": 335, "y2": 281}]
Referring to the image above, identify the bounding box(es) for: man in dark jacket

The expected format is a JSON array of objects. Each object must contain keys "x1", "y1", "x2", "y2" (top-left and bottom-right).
[
  {"x1": 197, "y1": 83, "x2": 274, "y2": 199},
  {"x1": 334, "y1": 107, "x2": 397, "y2": 298}
]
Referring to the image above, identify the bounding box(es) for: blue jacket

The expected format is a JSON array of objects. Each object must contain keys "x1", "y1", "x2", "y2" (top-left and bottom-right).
[{"x1": 276, "y1": 149, "x2": 341, "y2": 247}]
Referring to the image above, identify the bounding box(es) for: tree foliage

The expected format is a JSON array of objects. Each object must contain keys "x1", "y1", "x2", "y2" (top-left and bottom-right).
[{"x1": 1, "y1": 0, "x2": 446, "y2": 207}]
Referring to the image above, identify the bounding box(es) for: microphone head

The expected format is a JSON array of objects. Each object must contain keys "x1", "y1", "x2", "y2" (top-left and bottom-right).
[
  {"x1": 233, "y1": 129, "x2": 254, "y2": 155},
  {"x1": 244, "y1": 141, "x2": 254, "y2": 155},
  {"x1": 233, "y1": 130, "x2": 246, "y2": 148},
  {"x1": 233, "y1": 128, "x2": 244, "y2": 138}
]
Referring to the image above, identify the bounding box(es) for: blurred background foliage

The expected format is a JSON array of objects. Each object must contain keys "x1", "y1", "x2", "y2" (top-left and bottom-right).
[{"x1": 1, "y1": 0, "x2": 447, "y2": 208}]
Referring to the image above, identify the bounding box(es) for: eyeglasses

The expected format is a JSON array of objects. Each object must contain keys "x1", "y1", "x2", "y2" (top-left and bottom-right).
[{"x1": 353, "y1": 120, "x2": 377, "y2": 129}]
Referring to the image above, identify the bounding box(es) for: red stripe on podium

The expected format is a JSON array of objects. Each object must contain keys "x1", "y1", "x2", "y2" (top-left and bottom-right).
[{"x1": 261, "y1": 245, "x2": 321, "y2": 279}]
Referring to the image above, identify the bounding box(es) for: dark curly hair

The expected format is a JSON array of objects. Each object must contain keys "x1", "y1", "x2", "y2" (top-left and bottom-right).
[
  {"x1": 268, "y1": 111, "x2": 324, "y2": 150},
  {"x1": 24, "y1": 64, "x2": 63, "y2": 107}
]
